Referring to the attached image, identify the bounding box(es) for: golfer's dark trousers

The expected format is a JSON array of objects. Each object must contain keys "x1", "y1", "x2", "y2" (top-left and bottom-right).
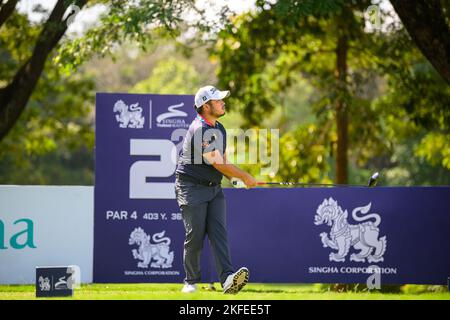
[{"x1": 175, "y1": 175, "x2": 234, "y2": 286}]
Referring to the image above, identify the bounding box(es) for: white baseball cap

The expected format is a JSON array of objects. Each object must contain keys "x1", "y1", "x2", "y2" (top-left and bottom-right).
[{"x1": 194, "y1": 85, "x2": 230, "y2": 109}]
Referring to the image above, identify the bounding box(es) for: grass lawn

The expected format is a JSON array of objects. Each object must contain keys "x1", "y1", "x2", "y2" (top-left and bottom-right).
[{"x1": 1, "y1": 283, "x2": 449, "y2": 300}]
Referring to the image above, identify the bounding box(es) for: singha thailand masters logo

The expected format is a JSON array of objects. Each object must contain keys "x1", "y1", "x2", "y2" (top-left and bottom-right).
[
  {"x1": 129, "y1": 228, "x2": 174, "y2": 269},
  {"x1": 113, "y1": 100, "x2": 145, "y2": 128},
  {"x1": 314, "y1": 198, "x2": 387, "y2": 263},
  {"x1": 156, "y1": 102, "x2": 188, "y2": 128}
]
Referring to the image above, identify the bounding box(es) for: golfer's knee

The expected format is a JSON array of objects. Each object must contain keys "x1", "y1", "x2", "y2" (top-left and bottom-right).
[{"x1": 184, "y1": 233, "x2": 205, "y2": 250}]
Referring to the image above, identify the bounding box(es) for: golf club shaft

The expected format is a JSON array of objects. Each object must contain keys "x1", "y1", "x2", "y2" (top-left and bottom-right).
[
  {"x1": 257, "y1": 182, "x2": 367, "y2": 187},
  {"x1": 231, "y1": 172, "x2": 379, "y2": 188}
]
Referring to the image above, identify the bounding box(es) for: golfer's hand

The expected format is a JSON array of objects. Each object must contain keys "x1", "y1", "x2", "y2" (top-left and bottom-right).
[{"x1": 243, "y1": 174, "x2": 257, "y2": 188}]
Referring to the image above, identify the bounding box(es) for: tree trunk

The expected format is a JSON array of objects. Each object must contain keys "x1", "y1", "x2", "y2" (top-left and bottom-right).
[
  {"x1": 0, "y1": 0, "x2": 88, "y2": 142},
  {"x1": 335, "y1": 34, "x2": 348, "y2": 184},
  {"x1": 390, "y1": 0, "x2": 450, "y2": 85},
  {"x1": 0, "y1": 0, "x2": 19, "y2": 29}
]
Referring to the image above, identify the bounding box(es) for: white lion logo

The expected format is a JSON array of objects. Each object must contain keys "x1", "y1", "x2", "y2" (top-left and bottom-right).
[
  {"x1": 38, "y1": 276, "x2": 51, "y2": 291},
  {"x1": 113, "y1": 100, "x2": 145, "y2": 128},
  {"x1": 129, "y1": 228, "x2": 174, "y2": 269},
  {"x1": 314, "y1": 197, "x2": 387, "y2": 263}
]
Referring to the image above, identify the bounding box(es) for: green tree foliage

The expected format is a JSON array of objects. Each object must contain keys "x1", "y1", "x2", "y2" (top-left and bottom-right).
[
  {"x1": 1, "y1": 0, "x2": 217, "y2": 142},
  {"x1": 213, "y1": 0, "x2": 379, "y2": 183},
  {"x1": 0, "y1": 0, "x2": 221, "y2": 184},
  {"x1": 0, "y1": 6, "x2": 94, "y2": 184},
  {"x1": 131, "y1": 57, "x2": 201, "y2": 94},
  {"x1": 55, "y1": 0, "x2": 199, "y2": 74},
  {"x1": 362, "y1": 26, "x2": 450, "y2": 185},
  {"x1": 0, "y1": 69, "x2": 95, "y2": 184},
  {"x1": 276, "y1": 124, "x2": 333, "y2": 183},
  {"x1": 213, "y1": 0, "x2": 450, "y2": 185}
]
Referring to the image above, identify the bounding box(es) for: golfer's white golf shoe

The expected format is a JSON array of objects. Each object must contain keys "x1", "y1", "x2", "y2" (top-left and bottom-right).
[
  {"x1": 181, "y1": 283, "x2": 197, "y2": 293},
  {"x1": 223, "y1": 267, "x2": 249, "y2": 294}
]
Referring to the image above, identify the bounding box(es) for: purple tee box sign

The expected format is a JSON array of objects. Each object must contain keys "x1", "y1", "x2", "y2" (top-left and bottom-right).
[
  {"x1": 224, "y1": 187, "x2": 450, "y2": 285},
  {"x1": 94, "y1": 93, "x2": 199, "y2": 283},
  {"x1": 94, "y1": 92, "x2": 450, "y2": 285}
]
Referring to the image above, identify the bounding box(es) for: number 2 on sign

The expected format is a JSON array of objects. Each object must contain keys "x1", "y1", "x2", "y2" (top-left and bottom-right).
[{"x1": 129, "y1": 139, "x2": 177, "y2": 199}]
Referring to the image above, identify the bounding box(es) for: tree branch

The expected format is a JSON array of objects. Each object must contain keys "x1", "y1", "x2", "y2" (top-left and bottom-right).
[{"x1": 390, "y1": 0, "x2": 450, "y2": 84}]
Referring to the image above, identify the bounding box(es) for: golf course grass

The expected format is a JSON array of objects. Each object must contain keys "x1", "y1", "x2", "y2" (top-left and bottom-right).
[{"x1": 1, "y1": 283, "x2": 449, "y2": 300}]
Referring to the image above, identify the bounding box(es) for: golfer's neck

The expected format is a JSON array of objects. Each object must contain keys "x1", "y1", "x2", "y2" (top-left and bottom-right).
[{"x1": 201, "y1": 113, "x2": 217, "y2": 126}]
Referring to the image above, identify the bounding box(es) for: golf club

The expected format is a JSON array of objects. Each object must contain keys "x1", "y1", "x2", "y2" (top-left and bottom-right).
[{"x1": 232, "y1": 172, "x2": 380, "y2": 188}]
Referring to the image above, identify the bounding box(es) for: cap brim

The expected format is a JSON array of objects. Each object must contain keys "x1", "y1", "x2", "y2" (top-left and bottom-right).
[{"x1": 218, "y1": 90, "x2": 230, "y2": 99}]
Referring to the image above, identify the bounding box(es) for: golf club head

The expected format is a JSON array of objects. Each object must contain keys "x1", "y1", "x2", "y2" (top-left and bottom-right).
[
  {"x1": 367, "y1": 172, "x2": 379, "y2": 187},
  {"x1": 231, "y1": 178, "x2": 246, "y2": 188}
]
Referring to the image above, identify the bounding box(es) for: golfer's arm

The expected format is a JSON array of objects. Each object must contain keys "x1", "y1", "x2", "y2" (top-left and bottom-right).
[
  {"x1": 221, "y1": 153, "x2": 232, "y2": 180},
  {"x1": 204, "y1": 151, "x2": 249, "y2": 181}
]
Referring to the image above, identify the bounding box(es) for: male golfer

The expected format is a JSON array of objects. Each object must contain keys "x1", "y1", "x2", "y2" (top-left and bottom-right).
[{"x1": 175, "y1": 85, "x2": 257, "y2": 294}]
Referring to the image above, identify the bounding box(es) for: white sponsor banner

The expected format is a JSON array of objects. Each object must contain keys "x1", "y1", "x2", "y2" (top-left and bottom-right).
[{"x1": 0, "y1": 186, "x2": 93, "y2": 284}]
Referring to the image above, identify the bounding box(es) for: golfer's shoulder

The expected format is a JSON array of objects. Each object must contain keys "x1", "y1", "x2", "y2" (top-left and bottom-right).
[
  {"x1": 188, "y1": 117, "x2": 204, "y2": 134},
  {"x1": 216, "y1": 121, "x2": 226, "y2": 133}
]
